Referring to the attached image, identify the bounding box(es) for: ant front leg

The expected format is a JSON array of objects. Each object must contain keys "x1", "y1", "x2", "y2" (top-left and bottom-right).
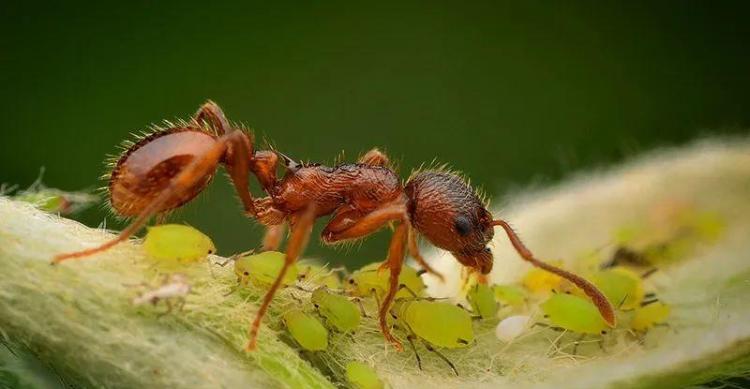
[
  {"x1": 407, "y1": 228, "x2": 445, "y2": 282},
  {"x1": 245, "y1": 207, "x2": 315, "y2": 351}
]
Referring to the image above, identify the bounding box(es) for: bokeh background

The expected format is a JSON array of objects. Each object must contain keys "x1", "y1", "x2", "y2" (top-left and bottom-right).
[{"x1": 1, "y1": 1, "x2": 748, "y2": 269}]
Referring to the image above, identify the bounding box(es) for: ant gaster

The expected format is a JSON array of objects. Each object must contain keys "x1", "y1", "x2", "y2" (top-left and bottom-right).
[{"x1": 53, "y1": 101, "x2": 615, "y2": 351}]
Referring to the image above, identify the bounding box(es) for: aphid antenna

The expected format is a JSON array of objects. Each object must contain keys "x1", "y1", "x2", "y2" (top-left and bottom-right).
[
  {"x1": 641, "y1": 268, "x2": 659, "y2": 279},
  {"x1": 640, "y1": 298, "x2": 660, "y2": 307}
]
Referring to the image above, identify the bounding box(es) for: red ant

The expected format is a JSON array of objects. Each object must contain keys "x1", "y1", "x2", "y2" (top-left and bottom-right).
[{"x1": 53, "y1": 101, "x2": 615, "y2": 351}]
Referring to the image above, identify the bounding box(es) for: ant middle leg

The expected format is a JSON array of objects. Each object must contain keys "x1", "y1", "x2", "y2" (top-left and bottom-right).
[
  {"x1": 358, "y1": 148, "x2": 390, "y2": 167},
  {"x1": 245, "y1": 207, "x2": 315, "y2": 351},
  {"x1": 261, "y1": 224, "x2": 286, "y2": 251}
]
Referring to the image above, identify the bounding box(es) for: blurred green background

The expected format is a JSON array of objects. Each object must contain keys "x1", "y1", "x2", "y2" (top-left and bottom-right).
[{"x1": 1, "y1": 1, "x2": 748, "y2": 268}]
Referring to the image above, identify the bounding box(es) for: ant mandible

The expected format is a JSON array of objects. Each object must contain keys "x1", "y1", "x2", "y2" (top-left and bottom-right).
[{"x1": 53, "y1": 101, "x2": 615, "y2": 351}]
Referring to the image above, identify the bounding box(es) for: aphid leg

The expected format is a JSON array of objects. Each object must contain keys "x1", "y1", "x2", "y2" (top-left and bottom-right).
[
  {"x1": 53, "y1": 131, "x2": 257, "y2": 264},
  {"x1": 245, "y1": 207, "x2": 316, "y2": 351},
  {"x1": 353, "y1": 297, "x2": 369, "y2": 318},
  {"x1": 406, "y1": 334, "x2": 423, "y2": 370},
  {"x1": 407, "y1": 228, "x2": 445, "y2": 282},
  {"x1": 423, "y1": 342, "x2": 458, "y2": 376},
  {"x1": 492, "y1": 219, "x2": 616, "y2": 327},
  {"x1": 358, "y1": 148, "x2": 390, "y2": 167},
  {"x1": 158, "y1": 300, "x2": 174, "y2": 318},
  {"x1": 262, "y1": 224, "x2": 286, "y2": 251},
  {"x1": 571, "y1": 333, "x2": 585, "y2": 355}
]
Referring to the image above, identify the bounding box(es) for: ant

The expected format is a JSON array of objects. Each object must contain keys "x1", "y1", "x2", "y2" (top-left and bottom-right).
[{"x1": 52, "y1": 101, "x2": 615, "y2": 352}]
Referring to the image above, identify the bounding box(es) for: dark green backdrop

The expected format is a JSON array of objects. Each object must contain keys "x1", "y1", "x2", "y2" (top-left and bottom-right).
[{"x1": 2, "y1": 1, "x2": 748, "y2": 268}]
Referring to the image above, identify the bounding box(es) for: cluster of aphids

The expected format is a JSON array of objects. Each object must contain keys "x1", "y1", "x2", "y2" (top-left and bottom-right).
[{"x1": 133, "y1": 222, "x2": 670, "y2": 385}]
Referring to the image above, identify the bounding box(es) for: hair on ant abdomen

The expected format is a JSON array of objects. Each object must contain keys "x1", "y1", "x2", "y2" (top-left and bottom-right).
[{"x1": 53, "y1": 101, "x2": 616, "y2": 353}]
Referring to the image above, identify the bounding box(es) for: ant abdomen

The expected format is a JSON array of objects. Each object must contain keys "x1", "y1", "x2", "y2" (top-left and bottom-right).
[
  {"x1": 405, "y1": 171, "x2": 494, "y2": 273},
  {"x1": 109, "y1": 127, "x2": 218, "y2": 216}
]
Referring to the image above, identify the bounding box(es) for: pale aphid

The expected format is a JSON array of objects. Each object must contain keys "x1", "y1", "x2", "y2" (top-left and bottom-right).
[
  {"x1": 467, "y1": 283, "x2": 498, "y2": 319},
  {"x1": 234, "y1": 251, "x2": 299, "y2": 287},
  {"x1": 495, "y1": 315, "x2": 532, "y2": 342},
  {"x1": 143, "y1": 224, "x2": 216, "y2": 263},
  {"x1": 311, "y1": 287, "x2": 361, "y2": 333},
  {"x1": 493, "y1": 284, "x2": 527, "y2": 308},
  {"x1": 298, "y1": 262, "x2": 342, "y2": 290},
  {"x1": 540, "y1": 293, "x2": 609, "y2": 335},
  {"x1": 393, "y1": 300, "x2": 474, "y2": 348},
  {"x1": 347, "y1": 263, "x2": 425, "y2": 299},
  {"x1": 282, "y1": 309, "x2": 329, "y2": 351},
  {"x1": 587, "y1": 267, "x2": 645, "y2": 310},
  {"x1": 631, "y1": 301, "x2": 671, "y2": 331},
  {"x1": 131, "y1": 273, "x2": 191, "y2": 315},
  {"x1": 345, "y1": 361, "x2": 384, "y2": 389}
]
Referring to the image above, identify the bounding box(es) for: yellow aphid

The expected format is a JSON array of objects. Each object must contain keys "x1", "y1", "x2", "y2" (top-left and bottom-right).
[
  {"x1": 523, "y1": 267, "x2": 563, "y2": 295},
  {"x1": 588, "y1": 267, "x2": 645, "y2": 310},
  {"x1": 347, "y1": 263, "x2": 425, "y2": 299},
  {"x1": 234, "y1": 251, "x2": 299, "y2": 287},
  {"x1": 631, "y1": 302, "x2": 671, "y2": 331},
  {"x1": 143, "y1": 224, "x2": 215, "y2": 263}
]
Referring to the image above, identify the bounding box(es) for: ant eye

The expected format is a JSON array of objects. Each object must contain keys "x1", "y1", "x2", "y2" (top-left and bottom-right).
[{"x1": 454, "y1": 215, "x2": 473, "y2": 236}]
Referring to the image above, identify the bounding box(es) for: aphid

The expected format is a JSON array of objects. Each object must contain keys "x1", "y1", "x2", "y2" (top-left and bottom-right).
[
  {"x1": 15, "y1": 186, "x2": 98, "y2": 215},
  {"x1": 587, "y1": 267, "x2": 645, "y2": 310},
  {"x1": 53, "y1": 101, "x2": 615, "y2": 352},
  {"x1": 234, "y1": 251, "x2": 299, "y2": 287},
  {"x1": 142, "y1": 224, "x2": 216, "y2": 263},
  {"x1": 282, "y1": 309, "x2": 328, "y2": 351},
  {"x1": 540, "y1": 293, "x2": 609, "y2": 335},
  {"x1": 345, "y1": 361, "x2": 384, "y2": 389},
  {"x1": 346, "y1": 262, "x2": 425, "y2": 299},
  {"x1": 522, "y1": 263, "x2": 564, "y2": 294},
  {"x1": 493, "y1": 284, "x2": 527, "y2": 308},
  {"x1": 391, "y1": 300, "x2": 474, "y2": 375},
  {"x1": 131, "y1": 273, "x2": 191, "y2": 315},
  {"x1": 297, "y1": 262, "x2": 342, "y2": 290},
  {"x1": 630, "y1": 301, "x2": 670, "y2": 331},
  {"x1": 495, "y1": 315, "x2": 532, "y2": 342},
  {"x1": 467, "y1": 283, "x2": 498, "y2": 319},
  {"x1": 310, "y1": 287, "x2": 361, "y2": 333}
]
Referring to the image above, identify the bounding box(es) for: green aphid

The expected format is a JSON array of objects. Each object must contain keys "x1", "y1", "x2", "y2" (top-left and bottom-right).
[
  {"x1": 467, "y1": 283, "x2": 498, "y2": 319},
  {"x1": 347, "y1": 263, "x2": 425, "y2": 299},
  {"x1": 541, "y1": 293, "x2": 609, "y2": 335},
  {"x1": 143, "y1": 224, "x2": 216, "y2": 263},
  {"x1": 394, "y1": 300, "x2": 474, "y2": 348},
  {"x1": 588, "y1": 267, "x2": 644, "y2": 310},
  {"x1": 631, "y1": 301, "x2": 670, "y2": 331},
  {"x1": 311, "y1": 287, "x2": 361, "y2": 333},
  {"x1": 234, "y1": 251, "x2": 299, "y2": 287},
  {"x1": 493, "y1": 284, "x2": 527, "y2": 307},
  {"x1": 283, "y1": 309, "x2": 329, "y2": 351},
  {"x1": 14, "y1": 186, "x2": 97, "y2": 215},
  {"x1": 298, "y1": 263, "x2": 342, "y2": 290},
  {"x1": 345, "y1": 361, "x2": 384, "y2": 389}
]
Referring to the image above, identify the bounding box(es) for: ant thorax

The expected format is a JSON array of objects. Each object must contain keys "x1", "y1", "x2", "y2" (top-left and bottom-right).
[{"x1": 269, "y1": 163, "x2": 403, "y2": 215}]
